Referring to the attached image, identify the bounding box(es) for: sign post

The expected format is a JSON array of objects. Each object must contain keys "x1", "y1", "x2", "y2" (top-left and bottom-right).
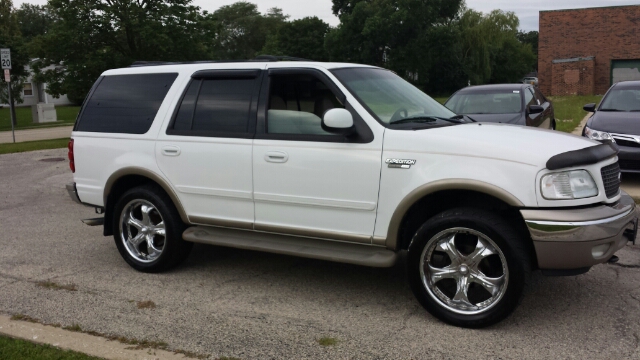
[{"x1": 1, "y1": 48, "x2": 15, "y2": 143}]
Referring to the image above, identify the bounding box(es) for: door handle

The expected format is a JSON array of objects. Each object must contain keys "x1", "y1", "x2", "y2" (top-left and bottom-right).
[
  {"x1": 264, "y1": 151, "x2": 288, "y2": 163},
  {"x1": 161, "y1": 146, "x2": 181, "y2": 156}
]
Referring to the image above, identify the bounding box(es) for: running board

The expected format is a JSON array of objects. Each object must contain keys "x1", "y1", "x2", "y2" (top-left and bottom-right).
[{"x1": 182, "y1": 226, "x2": 398, "y2": 268}]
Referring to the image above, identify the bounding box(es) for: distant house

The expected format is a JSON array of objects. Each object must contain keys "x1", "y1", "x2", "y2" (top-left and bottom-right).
[{"x1": 1, "y1": 61, "x2": 73, "y2": 107}]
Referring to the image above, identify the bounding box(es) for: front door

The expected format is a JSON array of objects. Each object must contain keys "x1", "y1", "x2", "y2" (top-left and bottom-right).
[
  {"x1": 252, "y1": 67, "x2": 383, "y2": 243},
  {"x1": 156, "y1": 69, "x2": 263, "y2": 229}
]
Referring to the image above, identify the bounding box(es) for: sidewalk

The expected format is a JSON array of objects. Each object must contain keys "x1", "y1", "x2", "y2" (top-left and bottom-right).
[{"x1": 0, "y1": 125, "x2": 73, "y2": 144}]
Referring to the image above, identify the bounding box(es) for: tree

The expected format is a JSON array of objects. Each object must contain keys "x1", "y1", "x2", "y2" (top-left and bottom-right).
[
  {"x1": 456, "y1": 9, "x2": 535, "y2": 85},
  {"x1": 33, "y1": 0, "x2": 209, "y2": 104},
  {"x1": 14, "y1": 4, "x2": 55, "y2": 42},
  {"x1": 326, "y1": 0, "x2": 464, "y2": 89},
  {"x1": 203, "y1": 2, "x2": 288, "y2": 60},
  {"x1": 517, "y1": 30, "x2": 538, "y2": 57},
  {"x1": 0, "y1": 0, "x2": 29, "y2": 110},
  {"x1": 260, "y1": 17, "x2": 330, "y2": 61}
]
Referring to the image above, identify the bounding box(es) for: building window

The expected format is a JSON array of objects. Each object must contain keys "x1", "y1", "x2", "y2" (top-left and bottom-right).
[{"x1": 23, "y1": 82, "x2": 33, "y2": 96}]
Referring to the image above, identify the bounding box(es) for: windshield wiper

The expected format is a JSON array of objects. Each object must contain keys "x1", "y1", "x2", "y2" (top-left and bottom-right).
[
  {"x1": 600, "y1": 108, "x2": 623, "y2": 112},
  {"x1": 450, "y1": 114, "x2": 477, "y2": 122},
  {"x1": 389, "y1": 116, "x2": 438, "y2": 125}
]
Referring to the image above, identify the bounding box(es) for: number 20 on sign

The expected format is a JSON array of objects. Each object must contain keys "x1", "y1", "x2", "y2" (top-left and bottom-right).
[{"x1": 1, "y1": 48, "x2": 11, "y2": 70}]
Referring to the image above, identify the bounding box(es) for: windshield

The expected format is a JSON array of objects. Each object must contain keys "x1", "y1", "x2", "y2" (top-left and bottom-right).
[
  {"x1": 331, "y1": 68, "x2": 455, "y2": 125},
  {"x1": 445, "y1": 90, "x2": 523, "y2": 114},
  {"x1": 600, "y1": 88, "x2": 640, "y2": 111}
]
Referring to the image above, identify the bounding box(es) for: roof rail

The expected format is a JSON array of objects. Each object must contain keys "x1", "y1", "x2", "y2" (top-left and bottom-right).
[
  {"x1": 254, "y1": 55, "x2": 312, "y2": 61},
  {"x1": 129, "y1": 56, "x2": 313, "y2": 68}
]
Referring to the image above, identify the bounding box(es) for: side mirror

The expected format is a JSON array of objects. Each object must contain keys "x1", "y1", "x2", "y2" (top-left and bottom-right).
[
  {"x1": 583, "y1": 103, "x2": 596, "y2": 112},
  {"x1": 528, "y1": 105, "x2": 544, "y2": 114},
  {"x1": 322, "y1": 108, "x2": 355, "y2": 136}
]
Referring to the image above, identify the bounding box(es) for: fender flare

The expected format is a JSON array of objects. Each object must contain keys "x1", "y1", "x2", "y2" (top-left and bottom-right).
[
  {"x1": 382, "y1": 179, "x2": 525, "y2": 250},
  {"x1": 104, "y1": 167, "x2": 189, "y2": 224}
]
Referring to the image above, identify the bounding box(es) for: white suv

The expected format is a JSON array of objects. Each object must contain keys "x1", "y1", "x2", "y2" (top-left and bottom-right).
[{"x1": 66, "y1": 59, "x2": 638, "y2": 328}]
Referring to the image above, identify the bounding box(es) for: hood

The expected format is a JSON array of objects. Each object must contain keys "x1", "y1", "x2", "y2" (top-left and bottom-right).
[
  {"x1": 464, "y1": 113, "x2": 523, "y2": 125},
  {"x1": 589, "y1": 111, "x2": 640, "y2": 135},
  {"x1": 384, "y1": 123, "x2": 600, "y2": 169}
]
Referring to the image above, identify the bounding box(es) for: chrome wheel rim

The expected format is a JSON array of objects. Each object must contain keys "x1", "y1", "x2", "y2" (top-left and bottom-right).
[
  {"x1": 119, "y1": 199, "x2": 166, "y2": 263},
  {"x1": 419, "y1": 227, "x2": 509, "y2": 315}
]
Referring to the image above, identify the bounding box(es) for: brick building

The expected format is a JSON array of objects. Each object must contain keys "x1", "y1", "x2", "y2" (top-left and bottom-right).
[{"x1": 538, "y1": 5, "x2": 640, "y2": 96}]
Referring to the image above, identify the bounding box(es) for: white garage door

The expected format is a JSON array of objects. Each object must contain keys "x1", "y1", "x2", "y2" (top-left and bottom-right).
[{"x1": 612, "y1": 60, "x2": 640, "y2": 84}]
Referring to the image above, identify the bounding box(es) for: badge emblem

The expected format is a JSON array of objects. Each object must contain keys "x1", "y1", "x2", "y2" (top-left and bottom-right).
[{"x1": 386, "y1": 159, "x2": 416, "y2": 169}]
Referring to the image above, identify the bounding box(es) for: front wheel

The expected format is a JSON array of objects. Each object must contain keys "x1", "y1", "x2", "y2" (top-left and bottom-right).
[{"x1": 407, "y1": 208, "x2": 531, "y2": 328}]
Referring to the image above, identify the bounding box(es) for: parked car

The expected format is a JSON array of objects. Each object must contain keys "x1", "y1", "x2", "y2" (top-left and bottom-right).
[
  {"x1": 444, "y1": 84, "x2": 556, "y2": 129},
  {"x1": 521, "y1": 77, "x2": 538, "y2": 86},
  {"x1": 67, "y1": 59, "x2": 637, "y2": 328},
  {"x1": 583, "y1": 81, "x2": 640, "y2": 172}
]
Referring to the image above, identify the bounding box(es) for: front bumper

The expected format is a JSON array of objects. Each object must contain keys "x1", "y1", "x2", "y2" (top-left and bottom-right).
[
  {"x1": 617, "y1": 145, "x2": 640, "y2": 172},
  {"x1": 521, "y1": 192, "x2": 638, "y2": 270}
]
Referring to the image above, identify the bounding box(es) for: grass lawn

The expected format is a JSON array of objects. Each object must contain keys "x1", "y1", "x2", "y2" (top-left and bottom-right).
[
  {"x1": 548, "y1": 95, "x2": 603, "y2": 133},
  {"x1": 434, "y1": 97, "x2": 448, "y2": 105},
  {"x1": 0, "y1": 335, "x2": 104, "y2": 360},
  {"x1": 0, "y1": 106, "x2": 80, "y2": 132},
  {"x1": 0, "y1": 138, "x2": 69, "y2": 155}
]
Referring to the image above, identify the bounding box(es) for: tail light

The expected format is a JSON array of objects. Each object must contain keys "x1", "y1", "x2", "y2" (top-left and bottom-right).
[{"x1": 68, "y1": 139, "x2": 75, "y2": 173}]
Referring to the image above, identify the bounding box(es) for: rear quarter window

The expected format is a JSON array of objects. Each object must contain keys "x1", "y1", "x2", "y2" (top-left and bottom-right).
[{"x1": 75, "y1": 73, "x2": 178, "y2": 134}]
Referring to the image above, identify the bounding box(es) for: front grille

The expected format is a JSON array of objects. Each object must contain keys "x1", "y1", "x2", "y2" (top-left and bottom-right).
[
  {"x1": 614, "y1": 139, "x2": 640, "y2": 148},
  {"x1": 601, "y1": 162, "x2": 621, "y2": 198},
  {"x1": 619, "y1": 160, "x2": 640, "y2": 171}
]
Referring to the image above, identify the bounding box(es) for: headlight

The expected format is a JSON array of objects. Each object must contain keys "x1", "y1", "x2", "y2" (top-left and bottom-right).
[
  {"x1": 541, "y1": 170, "x2": 598, "y2": 199},
  {"x1": 584, "y1": 126, "x2": 615, "y2": 142}
]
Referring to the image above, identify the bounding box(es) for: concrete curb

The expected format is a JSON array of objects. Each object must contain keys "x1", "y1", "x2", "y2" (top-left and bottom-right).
[{"x1": 0, "y1": 315, "x2": 191, "y2": 360}]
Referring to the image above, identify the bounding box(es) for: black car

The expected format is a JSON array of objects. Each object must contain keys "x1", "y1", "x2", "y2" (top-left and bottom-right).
[
  {"x1": 583, "y1": 80, "x2": 640, "y2": 172},
  {"x1": 444, "y1": 84, "x2": 555, "y2": 129}
]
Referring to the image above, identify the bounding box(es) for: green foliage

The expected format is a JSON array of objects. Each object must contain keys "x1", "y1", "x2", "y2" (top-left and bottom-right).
[
  {"x1": 32, "y1": 0, "x2": 210, "y2": 104},
  {"x1": 0, "y1": 335, "x2": 104, "y2": 360},
  {"x1": 0, "y1": 0, "x2": 29, "y2": 104},
  {"x1": 1, "y1": 0, "x2": 541, "y2": 102},
  {"x1": 549, "y1": 95, "x2": 603, "y2": 133},
  {"x1": 14, "y1": 4, "x2": 55, "y2": 42},
  {"x1": 517, "y1": 30, "x2": 539, "y2": 57},
  {"x1": 260, "y1": 17, "x2": 330, "y2": 60},
  {"x1": 204, "y1": 2, "x2": 288, "y2": 60}
]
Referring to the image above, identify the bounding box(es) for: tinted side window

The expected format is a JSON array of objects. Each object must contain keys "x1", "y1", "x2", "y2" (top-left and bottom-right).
[
  {"x1": 170, "y1": 76, "x2": 258, "y2": 135},
  {"x1": 76, "y1": 73, "x2": 178, "y2": 134}
]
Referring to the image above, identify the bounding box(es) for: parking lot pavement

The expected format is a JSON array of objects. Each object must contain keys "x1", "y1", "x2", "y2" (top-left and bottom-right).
[{"x1": 1, "y1": 149, "x2": 640, "y2": 360}]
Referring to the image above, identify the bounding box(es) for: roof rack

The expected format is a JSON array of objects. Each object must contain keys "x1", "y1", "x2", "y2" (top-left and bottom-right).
[{"x1": 129, "y1": 55, "x2": 312, "y2": 68}]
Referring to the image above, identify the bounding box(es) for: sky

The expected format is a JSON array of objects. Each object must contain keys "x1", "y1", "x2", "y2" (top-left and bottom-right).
[{"x1": 13, "y1": 0, "x2": 640, "y2": 31}]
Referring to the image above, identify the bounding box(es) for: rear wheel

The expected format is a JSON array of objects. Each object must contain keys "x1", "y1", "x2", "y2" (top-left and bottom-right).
[
  {"x1": 408, "y1": 208, "x2": 530, "y2": 328},
  {"x1": 113, "y1": 184, "x2": 192, "y2": 272}
]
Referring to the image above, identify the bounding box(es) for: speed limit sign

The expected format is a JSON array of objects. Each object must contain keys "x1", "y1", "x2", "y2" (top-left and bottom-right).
[{"x1": 1, "y1": 49, "x2": 11, "y2": 69}]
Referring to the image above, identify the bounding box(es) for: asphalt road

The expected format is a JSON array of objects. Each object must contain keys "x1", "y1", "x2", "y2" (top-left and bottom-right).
[{"x1": 1, "y1": 148, "x2": 640, "y2": 360}]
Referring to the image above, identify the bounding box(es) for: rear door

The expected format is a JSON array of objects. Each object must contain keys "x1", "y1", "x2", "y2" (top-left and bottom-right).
[{"x1": 156, "y1": 69, "x2": 263, "y2": 229}]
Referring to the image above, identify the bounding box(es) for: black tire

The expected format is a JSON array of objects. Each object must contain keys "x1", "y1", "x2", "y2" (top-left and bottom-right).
[
  {"x1": 407, "y1": 208, "x2": 531, "y2": 328},
  {"x1": 112, "y1": 184, "x2": 193, "y2": 272}
]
